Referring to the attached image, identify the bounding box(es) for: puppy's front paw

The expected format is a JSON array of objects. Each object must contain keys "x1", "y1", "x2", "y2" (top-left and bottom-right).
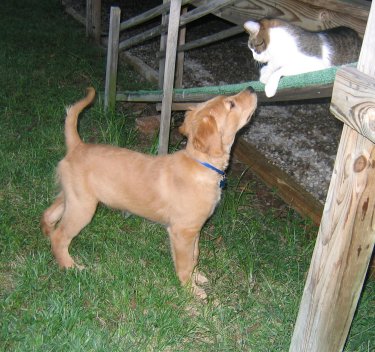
[{"x1": 56, "y1": 255, "x2": 85, "y2": 270}]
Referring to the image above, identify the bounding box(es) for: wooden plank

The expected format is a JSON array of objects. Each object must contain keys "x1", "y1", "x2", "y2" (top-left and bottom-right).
[
  {"x1": 120, "y1": 52, "x2": 158, "y2": 84},
  {"x1": 289, "y1": 2, "x2": 375, "y2": 351},
  {"x1": 179, "y1": 0, "x2": 235, "y2": 26},
  {"x1": 192, "y1": 0, "x2": 370, "y2": 37},
  {"x1": 156, "y1": 102, "x2": 198, "y2": 111},
  {"x1": 234, "y1": 139, "x2": 323, "y2": 225},
  {"x1": 104, "y1": 6, "x2": 121, "y2": 111},
  {"x1": 120, "y1": 0, "x2": 192, "y2": 31},
  {"x1": 119, "y1": 0, "x2": 235, "y2": 51},
  {"x1": 330, "y1": 67, "x2": 375, "y2": 144},
  {"x1": 158, "y1": 0, "x2": 169, "y2": 89},
  {"x1": 62, "y1": 0, "x2": 86, "y2": 26},
  {"x1": 290, "y1": 126, "x2": 375, "y2": 351},
  {"x1": 175, "y1": 6, "x2": 188, "y2": 88},
  {"x1": 86, "y1": 0, "x2": 101, "y2": 43},
  {"x1": 116, "y1": 82, "x2": 333, "y2": 104},
  {"x1": 177, "y1": 25, "x2": 243, "y2": 53},
  {"x1": 158, "y1": 0, "x2": 182, "y2": 155},
  {"x1": 119, "y1": 25, "x2": 165, "y2": 52}
]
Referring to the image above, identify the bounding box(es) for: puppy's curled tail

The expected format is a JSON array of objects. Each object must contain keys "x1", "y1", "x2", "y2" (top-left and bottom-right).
[{"x1": 65, "y1": 87, "x2": 96, "y2": 153}]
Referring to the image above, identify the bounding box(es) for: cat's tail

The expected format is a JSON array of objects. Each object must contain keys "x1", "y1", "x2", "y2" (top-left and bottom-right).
[{"x1": 65, "y1": 87, "x2": 96, "y2": 153}]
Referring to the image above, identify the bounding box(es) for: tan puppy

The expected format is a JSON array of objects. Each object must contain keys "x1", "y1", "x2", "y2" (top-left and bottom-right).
[{"x1": 41, "y1": 87, "x2": 257, "y2": 298}]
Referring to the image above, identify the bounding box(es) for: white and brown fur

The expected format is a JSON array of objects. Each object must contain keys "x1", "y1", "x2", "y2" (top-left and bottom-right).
[
  {"x1": 40, "y1": 87, "x2": 257, "y2": 299},
  {"x1": 244, "y1": 18, "x2": 361, "y2": 97}
]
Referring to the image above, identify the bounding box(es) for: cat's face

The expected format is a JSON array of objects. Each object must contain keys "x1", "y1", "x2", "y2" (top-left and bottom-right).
[{"x1": 244, "y1": 19, "x2": 273, "y2": 63}]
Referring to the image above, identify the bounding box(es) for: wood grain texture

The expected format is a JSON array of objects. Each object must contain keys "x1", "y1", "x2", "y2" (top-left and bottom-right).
[
  {"x1": 104, "y1": 7, "x2": 121, "y2": 111},
  {"x1": 192, "y1": 0, "x2": 370, "y2": 37},
  {"x1": 234, "y1": 139, "x2": 323, "y2": 225},
  {"x1": 118, "y1": 0, "x2": 234, "y2": 51},
  {"x1": 158, "y1": 0, "x2": 182, "y2": 155},
  {"x1": 330, "y1": 67, "x2": 375, "y2": 144},
  {"x1": 86, "y1": 0, "x2": 101, "y2": 43},
  {"x1": 119, "y1": 0, "x2": 192, "y2": 31},
  {"x1": 289, "y1": 125, "x2": 375, "y2": 351},
  {"x1": 116, "y1": 83, "x2": 333, "y2": 104},
  {"x1": 290, "y1": 2, "x2": 375, "y2": 351}
]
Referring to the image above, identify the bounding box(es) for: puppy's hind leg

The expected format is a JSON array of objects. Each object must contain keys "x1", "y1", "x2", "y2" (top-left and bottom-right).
[
  {"x1": 40, "y1": 192, "x2": 65, "y2": 237},
  {"x1": 50, "y1": 196, "x2": 97, "y2": 269}
]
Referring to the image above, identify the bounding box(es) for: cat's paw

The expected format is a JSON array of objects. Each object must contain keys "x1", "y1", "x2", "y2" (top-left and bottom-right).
[
  {"x1": 259, "y1": 66, "x2": 272, "y2": 84},
  {"x1": 265, "y1": 81, "x2": 278, "y2": 98},
  {"x1": 264, "y1": 72, "x2": 282, "y2": 98}
]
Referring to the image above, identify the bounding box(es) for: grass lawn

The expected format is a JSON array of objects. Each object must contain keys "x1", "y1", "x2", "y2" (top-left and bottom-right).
[{"x1": 0, "y1": 0, "x2": 373, "y2": 351}]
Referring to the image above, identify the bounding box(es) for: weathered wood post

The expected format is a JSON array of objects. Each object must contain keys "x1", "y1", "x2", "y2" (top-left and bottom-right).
[
  {"x1": 86, "y1": 0, "x2": 101, "y2": 43},
  {"x1": 175, "y1": 6, "x2": 187, "y2": 88},
  {"x1": 158, "y1": 0, "x2": 169, "y2": 90},
  {"x1": 158, "y1": 0, "x2": 182, "y2": 155},
  {"x1": 289, "y1": 2, "x2": 375, "y2": 351},
  {"x1": 104, "y1": 6, "x2": 120, "y2": 112}
]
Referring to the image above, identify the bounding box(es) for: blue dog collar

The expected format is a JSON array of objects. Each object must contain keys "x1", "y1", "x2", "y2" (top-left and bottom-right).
[{"x1": 195, "y1": 160, "x2": 227, "y2": 189}]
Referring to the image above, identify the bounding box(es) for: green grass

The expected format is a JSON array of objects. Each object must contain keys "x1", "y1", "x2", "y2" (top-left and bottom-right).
[{"x1": 0, "y1": 0, "x2": 373, "y2": 351}]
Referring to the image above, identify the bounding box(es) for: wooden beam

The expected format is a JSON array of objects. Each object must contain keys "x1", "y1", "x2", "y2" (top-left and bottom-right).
[
  {"x1": 179, "y1": 0, "x2": 235, "y2": 27},
  {"x1": 192, "y1": 0, "x2": 370, "y2": 37},
  {"x1": 119, "y1": 0, "x2": 192, "y2": 31},
  {"x1": 119, "y1": 24, "x2": 166, "y2": 52},
  {"x1": 116, "y1": 83, "x2": 333, "y2": 104},
  {"x1": 158, "y1": 0, "x2": 182, "y2": 155},
  {"x1": 158, "y1": 0, "x2": 169, "y2": 89},
  {"x1": 104, "y1": 7, "x2": 120, "y2": 111},
  {"x1": 289, "y1": 2, "x2": 375, "y2": 351},
  {"x1": 177, "y1": 25, "x2": 243, "y2": 53},
  {"x1": 175, "y1": 6, "x2": 188, "y2": 88},
  {"x1": 86, "y1": 0, "x2": 101, "y2": 43},
  {"x1": 234, "y1": 139, "x2": 323, "y2": 225},
  {"x1": 62, "y1": 0, "x2": 86, "y2": 26},
  {"x1": 119, "y1": 0, "x2": 235, "y2": 51},
  {"x1": 120, "y1": 52, "x2": 158, "y2": 84},
  {"x1": 330, "y1": 67, "x2": 375, "y2": 144}
]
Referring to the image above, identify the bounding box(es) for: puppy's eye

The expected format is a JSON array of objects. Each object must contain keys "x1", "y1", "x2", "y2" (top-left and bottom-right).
[
  {"x1": 255, "y1": 40, "x2": 264, "y2": 47},
  {"x1": 229, "y1": 101, "x2": 235, "y2": 109}
]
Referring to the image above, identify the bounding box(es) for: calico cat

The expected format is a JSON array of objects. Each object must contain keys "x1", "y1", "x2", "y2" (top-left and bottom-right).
[{"x1": 244, "y1": 18, "x2": 361, "y2": 97}]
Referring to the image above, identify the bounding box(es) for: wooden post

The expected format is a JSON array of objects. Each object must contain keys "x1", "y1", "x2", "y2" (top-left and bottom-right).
[
  {"x1": 289, "y1": 2, "x2": 375, "y2": 351},
  {"x1": 86, "y1": 0, "x2": 101, "y2": 43},
  {"x1": 104, "y1": 6, "x2": 120, "y2": 112},
  {"x1": 158, "y1": 0, "x2": 182, "y2": 155},
  {"x1": 175, "y1": 6, "x2": 187, "y2": 88},
  {"x1": 158, "y1": 0, "x2": 169, "y2": 90}
]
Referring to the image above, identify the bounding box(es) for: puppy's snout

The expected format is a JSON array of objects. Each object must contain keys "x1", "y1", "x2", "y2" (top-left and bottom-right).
[{"x1": 246, "y1": 86, "x2": 255, "y2": 93}]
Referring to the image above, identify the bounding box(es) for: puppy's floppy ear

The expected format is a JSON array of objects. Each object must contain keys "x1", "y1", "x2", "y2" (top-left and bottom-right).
[
  {"x1": 193, "y1": 115, "x2": 223, "y2": 157},
  {"x1": 179, "y1": 108, "x2": 195, "y2": 137}
]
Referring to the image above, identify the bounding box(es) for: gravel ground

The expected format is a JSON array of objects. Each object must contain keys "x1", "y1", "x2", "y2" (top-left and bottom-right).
[{"x1": 65, "y1": 0, "x2": 344, "y2": 204}]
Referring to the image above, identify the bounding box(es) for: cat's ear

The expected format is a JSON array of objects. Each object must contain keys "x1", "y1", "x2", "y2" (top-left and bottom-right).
[{"x1": 244, "y1": 21, "x2": 260, "y2": 35}]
